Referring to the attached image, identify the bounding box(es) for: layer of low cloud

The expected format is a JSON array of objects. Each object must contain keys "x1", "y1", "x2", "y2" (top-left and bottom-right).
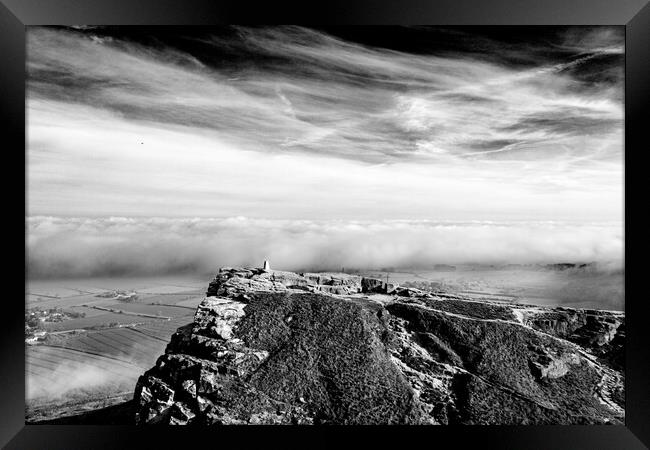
[
  {"x1": 27, "y1": 216, "x2": 623, "y2": 279},
  {"x1": 26, "y1": 361, "x2": 136, "y2": 400},
  {"x1": 26, "y1": 350, "x2": 144, "y2": 401}
]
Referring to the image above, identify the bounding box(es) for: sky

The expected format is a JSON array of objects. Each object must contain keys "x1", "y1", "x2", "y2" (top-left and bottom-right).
[{"x1": 26, "y1": 26, "x2": 624, "y2": 276}]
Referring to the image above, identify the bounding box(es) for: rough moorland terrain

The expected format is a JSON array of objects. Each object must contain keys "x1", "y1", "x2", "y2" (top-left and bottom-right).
[{"x1": 133, "y1": 267, "x2": 624, "y2": 425}]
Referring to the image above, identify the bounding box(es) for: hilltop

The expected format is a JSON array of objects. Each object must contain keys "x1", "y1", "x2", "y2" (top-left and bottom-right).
[{"x1": 132, "y1": 266, "x2": 625, "y2": 425}]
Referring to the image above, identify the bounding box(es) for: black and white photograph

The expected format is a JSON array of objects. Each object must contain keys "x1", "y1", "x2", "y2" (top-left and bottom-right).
[{"x1": 25, "y1": 25, "x2": 625, "y2": 425}]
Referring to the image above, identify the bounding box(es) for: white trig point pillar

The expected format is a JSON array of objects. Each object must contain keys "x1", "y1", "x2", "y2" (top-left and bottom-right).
[{"x1": 263, "y1": 260, "x2": 271, "y2": 271}]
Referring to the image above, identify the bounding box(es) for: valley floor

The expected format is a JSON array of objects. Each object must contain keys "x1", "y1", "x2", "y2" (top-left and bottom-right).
[{"x1": 25, "y1": 276, "x2": 207, "y2": 423}]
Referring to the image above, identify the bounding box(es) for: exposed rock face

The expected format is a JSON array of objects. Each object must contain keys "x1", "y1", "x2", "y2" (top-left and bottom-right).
[
  {"x1": 517, "y1": 307, "x2": 625, "y2": 371},
  {"x1": 361, "y1": 277, "x2": 386, "y2": 293},
  {"x1": 134, "y1": 296, "x2": 308, "y2": 425},
  {"x1": 206, "y1": 267, "x2": 365, "y2": 297},
  {"x1": 135, "y1": 267, "x2": 625, "y2": 425}
]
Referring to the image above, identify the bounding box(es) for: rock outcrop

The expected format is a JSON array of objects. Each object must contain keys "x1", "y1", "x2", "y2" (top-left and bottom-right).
[
  {"x1": 134, "y1": 267, "x2": 625, "y2": 425},
  {"x1": 515, "y1": 307, "x2": 625, "y2": 371},
  {"x1": 206, "y1": 267, "x2": 364, "y2": 297}
]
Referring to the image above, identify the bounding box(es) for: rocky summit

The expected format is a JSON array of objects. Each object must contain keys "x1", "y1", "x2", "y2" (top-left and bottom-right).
[{"x1": 134, "y1": 267, "x2": 625, "y2": 425}]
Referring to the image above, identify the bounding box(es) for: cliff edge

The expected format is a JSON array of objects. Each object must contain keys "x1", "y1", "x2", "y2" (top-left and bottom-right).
[{"x1": 133, "y1": 267, "x2": 624, "y2": 425}]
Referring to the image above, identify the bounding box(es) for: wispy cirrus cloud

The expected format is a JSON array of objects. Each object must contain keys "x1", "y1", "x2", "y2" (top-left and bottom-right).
[{"x1": 27, "y1": 26, "x2": 623, "y2": 222}]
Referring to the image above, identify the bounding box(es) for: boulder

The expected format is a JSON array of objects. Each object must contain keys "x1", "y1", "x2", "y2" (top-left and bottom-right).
[
  {"x1": 361, "y1": 277, "x2": 385, "y2": 293},
  {"x1": 527, "y1": 344, "x2": 580, "y2": 379},
  {"x1": 395, "y1": 286, "x2": 425, "y2": 298},
  {"x1": 385, "y1": 282, "x2": 399, "y2": 294}
]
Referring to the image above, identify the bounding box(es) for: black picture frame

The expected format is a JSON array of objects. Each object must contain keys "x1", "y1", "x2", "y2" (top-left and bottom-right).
[{"x1": 2, "y1": 0, "x2": 648, "y2": 448}]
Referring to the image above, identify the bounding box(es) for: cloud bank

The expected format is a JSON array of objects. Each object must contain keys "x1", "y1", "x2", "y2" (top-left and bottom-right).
[
  {"x1": 27, "y1": 360, "x2": 133, "y2": 400},
  {"x1": 27, "y1": 216, "x2": 623, "y2": 278}
]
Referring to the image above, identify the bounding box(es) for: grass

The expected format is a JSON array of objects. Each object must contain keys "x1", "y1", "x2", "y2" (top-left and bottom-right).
[
  {"x1": 28, "y1": 397, "x2": 136, "y2": 424},
  {"x1": 387, "y1": 302, "x2": 622, "y2": 424},
  {"x1": 232, "y1": 292, "x2": 423, "y2": 424},
  {"x1": 41, "y1": 327, "x2": 168, "y2": 367},
  {"x1": 423, "y1": 298, "x2": 516, "y2": 321}
]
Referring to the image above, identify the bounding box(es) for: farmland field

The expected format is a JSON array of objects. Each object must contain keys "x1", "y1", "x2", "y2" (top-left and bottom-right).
[
  {"x1": 38, "y1": 312, "x2": 170, "y2": 332},
  {"x1": 105, "y1": 302, "x2": 196, "y2": 318},
  {"x1": 25, "y1": 275, "x2": 206, "y2": 422}
]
